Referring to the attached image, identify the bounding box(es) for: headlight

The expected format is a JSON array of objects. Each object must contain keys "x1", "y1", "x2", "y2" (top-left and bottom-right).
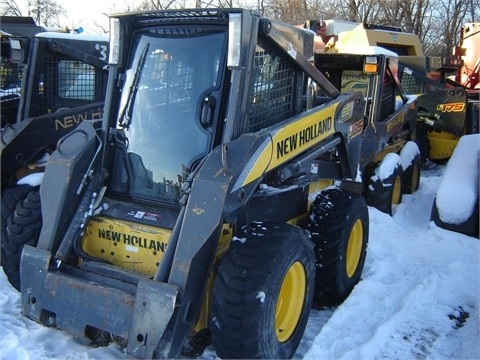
[
  {"x1": 228, "y1": 13, "x2": 242, "y2": 68},
  {"x1": 109, "y1": 18, "x2": 120, "y2": 65}
]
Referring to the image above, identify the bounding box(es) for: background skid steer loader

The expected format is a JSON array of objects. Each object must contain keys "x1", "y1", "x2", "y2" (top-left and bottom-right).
[
  {"x1": 414, "y1": 22, "x2": 479, "y2": 162},
  {"x1": 0, "y1": 31, "x2": 109, "y2": 290},
  {"x1": 17, "y1": 9, "x2": 418, "y2": 359},
  {"x1": 1, "y1": 16, "x2": 45, "y2": 127},
  {"x1": 1, "y1": 32, "x2": 109, "y2": 191},
  {"x1": 305, "y1": 18, "x2": 478, "y2": 162}
]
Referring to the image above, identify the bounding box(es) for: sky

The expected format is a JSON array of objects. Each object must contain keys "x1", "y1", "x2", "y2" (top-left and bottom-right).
[
  {"x1": 1, "y1": 157, "x2": 479, "y2": 359},
  {"x1": 59, "y1": 0, "x2": 131, "y2": 34}
]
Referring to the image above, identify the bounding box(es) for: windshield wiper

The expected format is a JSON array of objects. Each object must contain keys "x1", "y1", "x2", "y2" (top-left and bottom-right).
[{"x1": 118, "y1": 43, "x2": 150, "y2": 128}]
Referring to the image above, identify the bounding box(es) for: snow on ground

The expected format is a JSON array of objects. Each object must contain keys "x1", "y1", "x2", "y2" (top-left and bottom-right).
[{"x1": 0, "y1": 163, "x2": 479, "y2": 360}]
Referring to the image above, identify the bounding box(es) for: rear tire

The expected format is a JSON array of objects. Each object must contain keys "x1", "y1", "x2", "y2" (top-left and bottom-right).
[
  {"x1": 366, "y1": 154, "x2": 403, "y2": 215},
  {"x1": 416, "y1": 122, "x2": 430, "y2": 164},
  {"x1": 2, "y1": 186, "x2": 42, "y2": 291},
  {"x1": 307, "y1": 188, "x2": 369, "y2": 308},
  {"x1": 210, "y1": 221, "x2": 315, "y2": 359},
  {"x1": 402, "y1": 154, "x2": 421, "y2": 194}
]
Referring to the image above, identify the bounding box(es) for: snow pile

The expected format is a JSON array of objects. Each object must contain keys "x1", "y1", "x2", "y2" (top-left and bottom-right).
[
  {"x1": 370, "y1": 152, "x2": 401, "y2": 183},
  {"x1": 436, "y1": 134, "x2": 479, "y2": 224},
  {"x1": 399, "y1": 140, "x2": 420, "y2": 170}
]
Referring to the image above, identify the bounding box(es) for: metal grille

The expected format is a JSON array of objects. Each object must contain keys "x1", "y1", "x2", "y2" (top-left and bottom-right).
[
  {"x1": 399, "y1": 70, "x2": 423, "y2": 94},
  {"x1": 59, "y1": 60, "x2": 95, "y2": 100},
  {"x1": 36, "y1": 55, "x2": 59, "y2": 114},
  {"x1": 379, "y1": 71, "x2": 395, "y2": 119},
  {"x1": 136, "y1": 9, "x2": 229, "y2": 27},
  {"x1": 244, "y1": 50, "x2": 295, "y2": 133},
  {"x1": 32, "y1": 57, "x2": 96, "y2": 115},
  {"x1": 148, "y1": 53, "x2": 193, "y2": 106},
  {"x1": 135, "y1": 52, "x2": 195, "y2": 126}
]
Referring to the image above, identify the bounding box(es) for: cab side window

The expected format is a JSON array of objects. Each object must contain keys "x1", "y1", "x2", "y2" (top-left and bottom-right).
[{"x1": 244, "y1": 44, "x2": 296, "y2": 134}]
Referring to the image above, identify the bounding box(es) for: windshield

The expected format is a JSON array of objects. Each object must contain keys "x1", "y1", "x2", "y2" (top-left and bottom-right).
[{"x1": 115, "y1": 30, "x2": 226, "y2": 204}]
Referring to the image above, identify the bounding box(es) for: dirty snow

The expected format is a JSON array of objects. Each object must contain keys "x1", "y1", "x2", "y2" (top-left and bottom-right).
[{"x1": 0, "y1": 162, "x2": 479, "y2": 360}]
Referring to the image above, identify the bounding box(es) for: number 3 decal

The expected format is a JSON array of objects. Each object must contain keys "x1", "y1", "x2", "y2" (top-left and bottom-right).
[{"x1": 95, "y1": 44, "x2": 108, "y2": 61}]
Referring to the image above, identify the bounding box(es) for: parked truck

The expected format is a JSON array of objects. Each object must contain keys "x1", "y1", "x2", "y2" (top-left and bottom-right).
[{"x1": 16, "y1": 9, "x2": 419, "y2": 359}]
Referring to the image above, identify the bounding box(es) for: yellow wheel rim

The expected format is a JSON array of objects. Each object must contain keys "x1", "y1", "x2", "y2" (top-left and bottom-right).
[
  {"x1": 346, "y1": 219, "x2": 364, "y2": 278},
  {"x1": 275, "y1": 261, "x2": 306, "y2": 342},
  {"x1": 392, "y1": 175, "x2": 402, "y2": 205}
]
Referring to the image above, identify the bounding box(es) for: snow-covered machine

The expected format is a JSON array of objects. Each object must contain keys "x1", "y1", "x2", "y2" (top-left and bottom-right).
[
  {"x1": 15, "y1": 9, "x2": 420, "y2": 359},
  {"x1": 431, "y1": 134, "x2": 479, "y2": 237}
]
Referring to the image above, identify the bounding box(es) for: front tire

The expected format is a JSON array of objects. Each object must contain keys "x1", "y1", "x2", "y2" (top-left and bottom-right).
[
  {"x1": 307, "y1": 188, "x2": 369, "y2": 308},
  {"x1": 2, "y1": 186, "x2": 42, "y2": 291},
  {"x1": 1, "y1": 185, "x2": 33, "y2": 245},
  {"x1": 210, "y1": 221, "x2": 315, "y2": 359}
]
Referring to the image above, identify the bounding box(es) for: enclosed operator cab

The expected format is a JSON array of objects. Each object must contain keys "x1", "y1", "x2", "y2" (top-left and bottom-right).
[{"x1": 18, "y1": 9, "x2": 415, "y2": 360}]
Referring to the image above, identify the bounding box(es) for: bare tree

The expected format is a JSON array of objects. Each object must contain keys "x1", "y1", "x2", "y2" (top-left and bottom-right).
[
  {"x1": 102, "y1": 0, "x2": 480, "y2": 55},
  {"x1": 5, "y1": 0, "x2": 475, "y2": 57},
  {"x1": 425, "y1": 0, "x2": 472, "y2": 55},
  {"x1": 1, "y1": 0, "x2": 65, "y2": 27},
  {"x1": 133, "y1": 0, "x2": 183, "y2": 11},
  {"x1": 333, "y1": 0, "x2": 383, "y2": 23},
  {"x1": 1, "y1": 0, "x2": 24, "y2": 16},
  {"x1": 93, "y1": 18, "x2": 109, "y2": 34},
  {"x1": 263, "y1": 0, "x2": 311, "y2": 24},
  {"x1": 131, "y1": 0, "x2": 241, "y2": 10},
  {"x1": 27, "y1": 0, "x2": 65, "y2": 27},
  {"x1": 466, "y1": 0, "x2": 480, "y2": 20}
]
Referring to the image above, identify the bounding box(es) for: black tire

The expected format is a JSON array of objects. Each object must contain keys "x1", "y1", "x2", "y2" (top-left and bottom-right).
[
  {"x1": 401, "y1": 143, "x2": 421, "y2": 194},
  {"x1": 2, "y1": 186, "x2": 42, "y2": 291},
  {"x1": 1, "y1": 185, "x2": 33, "y2": 261},
  {"x1": 306, "y1": 188, "x2": 369, "y2": 308},
  {"x1": 465, "y1": 101, "x2": 479, "y2": 135},
  {"x1": 431, "y1": 197, "x2": 479, "y2": 238},
  {"x1": 416, "y1": 122, "x2": 430, "y2": 164},
  {"x1": 403, "y1": 156, "x2": 421, "y2": 194},
  {"x1": 366, "y1": 154, "x2": 404, "y2": 215},
  {"x1": 210, "y1": 221, "x2": 315, "y2": 359}
]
